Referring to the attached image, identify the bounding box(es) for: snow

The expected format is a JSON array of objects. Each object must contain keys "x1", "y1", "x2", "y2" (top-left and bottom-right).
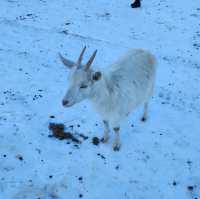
[{"x1": 0, "y1": 0, "x2": 200, "y2": 198}]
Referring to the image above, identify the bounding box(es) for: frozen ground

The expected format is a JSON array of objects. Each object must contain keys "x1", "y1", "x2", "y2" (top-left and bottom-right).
[{"x1": 0, "y1": 0, "x2": 200, "y2": 198}]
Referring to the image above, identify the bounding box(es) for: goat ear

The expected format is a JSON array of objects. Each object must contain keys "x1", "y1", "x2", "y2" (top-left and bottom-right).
[
  {"x1": 59, "y1": 53, "x2": 75, "y2": 69},
  {"x1": 92, "y1": 71, "x2": 102, "y2": 81}
]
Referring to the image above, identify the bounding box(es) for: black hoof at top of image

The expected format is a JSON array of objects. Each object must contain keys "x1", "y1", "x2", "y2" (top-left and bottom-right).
[{"x1": 131, "y1": 0, "x2": 141, "y2": 8}]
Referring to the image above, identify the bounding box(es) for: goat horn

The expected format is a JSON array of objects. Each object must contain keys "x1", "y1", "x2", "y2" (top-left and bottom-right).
[
  {"x1": 85, "y1": 50, "x2": 97, "y2": 70},
  {"x1": 77, "y1": 46, "x2": 86, "y2": 65}
]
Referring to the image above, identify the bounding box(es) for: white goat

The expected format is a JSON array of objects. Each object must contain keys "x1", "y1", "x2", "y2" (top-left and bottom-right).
[{"x1": 59, "y1": 47, "x2": 156, "y2": 151}]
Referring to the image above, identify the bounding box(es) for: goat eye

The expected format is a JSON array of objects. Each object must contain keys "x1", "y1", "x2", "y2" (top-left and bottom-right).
[{"x1": 80, "y1": 84, "x2": 88, "y2": 89}]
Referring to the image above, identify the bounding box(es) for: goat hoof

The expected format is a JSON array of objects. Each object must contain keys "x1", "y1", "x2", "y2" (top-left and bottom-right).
[
  {"x1": 101, "y1": 137, "x2": 109, "y2": 143},
  {"x1": 131, "y1": 0, "x2": 141, "y2": 8},
  {"x1": 113, "y1": 144, "x2": 121, "y2": 151},
  {"x1": 141, "y1": 117, "x2": 147, "y2": 122}
]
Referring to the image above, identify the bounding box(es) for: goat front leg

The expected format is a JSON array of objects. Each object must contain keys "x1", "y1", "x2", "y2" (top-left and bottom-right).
[
  {"x1": 101, "y1": 120, "x2": 110, "y2": 143},
  {"x1": 113, "y1": 127, "x2": 121, "y2": 151},
  {"x1": 141, "y1": 102, "x2": 148, "y2": 122}
]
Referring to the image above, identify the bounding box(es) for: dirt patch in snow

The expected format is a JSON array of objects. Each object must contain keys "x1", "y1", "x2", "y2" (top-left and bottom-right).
[
  {"x1": 48, "y1": 123, "x2": 80, "y2": 143},
  {"x1": 49, "y1": 123, "x2": 104, "y2": 149},
  {"x1": 92, "y1": 137, "x2": 100, "y2": 145}
]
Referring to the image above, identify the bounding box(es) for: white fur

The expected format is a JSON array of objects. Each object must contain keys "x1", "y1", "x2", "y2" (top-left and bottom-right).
[{"x1": 90, "y1": 49, "x2": 156, "y2": 127}]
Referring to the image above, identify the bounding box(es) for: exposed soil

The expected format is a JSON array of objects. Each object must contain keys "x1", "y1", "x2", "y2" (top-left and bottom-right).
[
  {"x1": 48, "y1": 123, "x2": 80, "y2": 143},
  {"x1": 16, "y1": 154, "x2": 23, "y2": 161},
  {"x1": 92, "y1": 137, "x2": 100, "y2": 145},
  {"x1": 77, "y1": 133, "x2": 89, "y2": 140},
  {"x1": 187, "y1": 185, "x2": 195, "y2": 191}
]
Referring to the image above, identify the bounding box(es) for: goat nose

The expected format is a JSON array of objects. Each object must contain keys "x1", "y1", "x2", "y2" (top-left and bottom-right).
[{"x1": 62, "y1": 100, "x2": 69, "y2": 106}]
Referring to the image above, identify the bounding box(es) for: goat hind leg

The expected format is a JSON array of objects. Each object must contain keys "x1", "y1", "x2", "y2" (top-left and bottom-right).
[
  {"x1": 141, "y1": 102, "x2": 148, "y2": 122},
  {"x1": 113, "y1": 127, "x2": 121, "y2": 151},
  {"x1": 101, "y1": 120, "x2": 110, "y2": 143}
]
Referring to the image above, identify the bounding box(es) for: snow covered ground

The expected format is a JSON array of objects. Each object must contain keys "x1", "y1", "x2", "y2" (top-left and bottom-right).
[{"x1": 0, "y1": 0, "x2": 200, "y2": 198}]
